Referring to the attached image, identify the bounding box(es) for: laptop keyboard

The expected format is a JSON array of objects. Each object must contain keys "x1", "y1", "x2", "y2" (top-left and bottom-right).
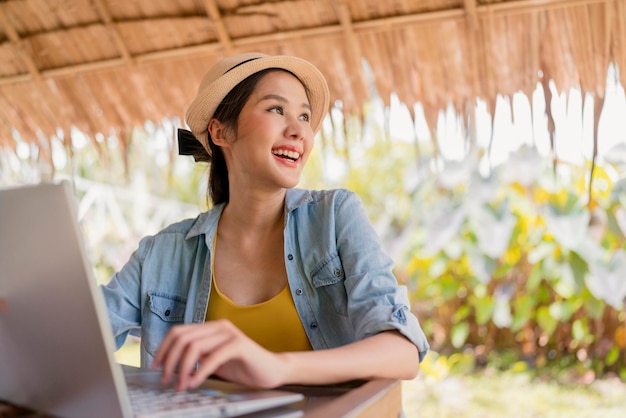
[{"x1": 128, "y1": 383, "x2": 243, "y2": 418}]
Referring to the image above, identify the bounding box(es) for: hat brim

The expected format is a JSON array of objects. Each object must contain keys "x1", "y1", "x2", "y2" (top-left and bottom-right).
[{"x1": 185, "y1": 55, "x2": 330, "y2": 156}]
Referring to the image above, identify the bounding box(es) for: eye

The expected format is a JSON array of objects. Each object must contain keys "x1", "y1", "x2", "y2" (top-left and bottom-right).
[
  {"x1": 299, "y1": 113, "x2": 311, "y2": 122},
  {"x1": 268, "y1": 106, "x2": 284, "y2": 115}
]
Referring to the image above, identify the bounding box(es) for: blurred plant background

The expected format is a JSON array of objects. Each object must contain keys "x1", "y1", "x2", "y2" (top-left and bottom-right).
[{"x1": 2, "y1": 68, "x2": 626, "y2": 416}]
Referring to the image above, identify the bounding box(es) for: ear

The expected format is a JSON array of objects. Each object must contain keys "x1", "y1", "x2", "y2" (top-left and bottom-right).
[{"x1": 208, "y1": 118, "x2": 230, "y2": 148}]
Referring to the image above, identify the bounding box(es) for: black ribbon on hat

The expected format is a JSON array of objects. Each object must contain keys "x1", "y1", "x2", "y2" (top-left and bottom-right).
[
  {"x1": 178, "y1": 57, "x2": 262, "y2": 163},
  {"x1": 177, "y1": 128, "x2": 207, "y2": 162}
]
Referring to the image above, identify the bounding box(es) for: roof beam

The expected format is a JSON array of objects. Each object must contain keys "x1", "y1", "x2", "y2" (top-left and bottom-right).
[
  {"x1": 332, "y1": 0, "x2": 366, "y2": 103},
  {"x1": 0, "y1": 5, "x2": 41, "y2": 81},
  {"x1": 464, "y1": 0, "x2": 479, "y2": 30},
  {"x1": 92, "y1": 0, "x2": 132, "y2": 62},
  {"x1": 202, "y1": 0, "x2": 235, "y2": 55},
  {"x1": 0, "y1": 0, "x2": 607, "y2": 86},
  {"x1": 333, "y1": 0, "x2": 361, "y2": 60}
]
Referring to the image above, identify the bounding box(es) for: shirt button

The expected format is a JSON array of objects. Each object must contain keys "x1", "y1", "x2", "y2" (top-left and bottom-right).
[
  {"x1": 333, "y1": 268, "x2": 341, "y2": 277},
  {"x1": 287, "y1": 254, "x2": 294, "y2": 260},
  {"x1": 164, "y1": 309, "x2": 171, "y2": 317},
  {"x1": 310, "y1": 322, "x2": 318, "y2": 329},
  {"x1": 295, "y1": 288, "x2": 303, "y2": 295}
]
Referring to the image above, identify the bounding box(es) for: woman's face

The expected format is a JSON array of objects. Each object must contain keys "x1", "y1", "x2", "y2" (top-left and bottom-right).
[{"x1": 217, "y1": 70, "x2": 315, "y2": 192}]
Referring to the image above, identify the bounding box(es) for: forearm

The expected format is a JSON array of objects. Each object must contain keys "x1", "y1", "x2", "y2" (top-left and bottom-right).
[{"x1": 278, "y1": 331, "x2": 420, "y2": 386}]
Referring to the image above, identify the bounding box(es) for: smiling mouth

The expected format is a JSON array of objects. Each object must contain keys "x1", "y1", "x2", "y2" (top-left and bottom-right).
[{"x1": 272, "y1": 149, "x2": 301, "y2": 161}]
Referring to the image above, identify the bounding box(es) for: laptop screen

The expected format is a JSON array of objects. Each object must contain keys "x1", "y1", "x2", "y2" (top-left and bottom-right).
[
  {"x1": 0, "y1": 182, "x2": 305, "y2": 418},
  {"x1": 0, "y1": 182, "x2": 131, "y2": 417}
]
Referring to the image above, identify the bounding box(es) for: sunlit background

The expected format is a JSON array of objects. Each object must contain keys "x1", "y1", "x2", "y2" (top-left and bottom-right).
[{"x1": 2, "y1": 58, "x2": 626, "y2": 416}]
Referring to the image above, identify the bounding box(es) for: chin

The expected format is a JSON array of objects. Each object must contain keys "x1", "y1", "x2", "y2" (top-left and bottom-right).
[
  {"x1": 282, "y1": 182, "x2": 299, "y2": 190},
  {"x1": 279, "y1": 178, "x2": 301, "y2": 189},
  {"x1": 276, "y1": 172, "x2": 302, "y2": 188}
]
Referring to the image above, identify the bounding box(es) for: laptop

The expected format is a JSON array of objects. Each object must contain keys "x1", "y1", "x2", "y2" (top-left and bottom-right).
[{"x1": 0, "y1": 182, "x2": 304, "y2": 418}]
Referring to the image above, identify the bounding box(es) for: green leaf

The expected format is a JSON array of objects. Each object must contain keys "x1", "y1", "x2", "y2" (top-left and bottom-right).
[
  {"x1": 453, "y1": 305, "x2": 471, "y2": 322},
  {"x1": 537, "y1": 285, "x2": 552, "y2": 304},
  {"x1": 554, "y1": 264, "x2": 578, "y2": 298},
  {"x1": 571, "y1": 318, "x2": 588, "y2": 342},
  {"x1": 450, "y1": 322, "x2": 470, "y2": 349},
  {"x1": 512, "y1": 294, "x2": 535, "y2": 332},
  {"x1": 606, "y1": 209, "x2": 626, "y2": 239},
  {"x1": 440, "y1": 274, "x2": 461, "y2": 301},
  {"x1": 526, "y1": 264, "x2": 543, "y2": 291},
  {"x1": 582, "y1": 289, "x2": 605, "y2": 320},
  {"x1": 569, "y1": 251, "x2": 588, "y2": 288},
  {"x1": 447, "y1": 352, "x2": 476, "y2": 374},
  {"x1": 549, "y1": 301, "x2": 573, "y2": 322},
  {"x1": 474, "y1": 283, "x2": 488, "y2": 298},
  {"x1": 493, "y1": 262, "x2": 514, "y2": 279},
  {"x1": 606, "y1": 346, "x2": 620, "y2": 366},
  {"x1": 536, "y1": 306, "x2": 558, "y2": 335},
  {"x1": 473, "y1": 296, "x2": 495, "y2": 325}
]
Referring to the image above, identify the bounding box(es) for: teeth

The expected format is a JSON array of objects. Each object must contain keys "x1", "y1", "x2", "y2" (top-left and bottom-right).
[{"x1": 272, "y1": 149, "x2": 300, "y2": 160}]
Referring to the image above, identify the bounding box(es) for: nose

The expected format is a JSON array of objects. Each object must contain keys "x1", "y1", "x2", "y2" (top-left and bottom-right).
[{"x1": 284, "y1": 117, "x2": 305, "y2": 140}]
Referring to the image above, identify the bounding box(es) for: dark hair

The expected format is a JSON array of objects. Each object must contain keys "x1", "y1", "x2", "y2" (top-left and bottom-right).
[{"x1": 195, "y1": 68, "x2": 308, "y2": 206}]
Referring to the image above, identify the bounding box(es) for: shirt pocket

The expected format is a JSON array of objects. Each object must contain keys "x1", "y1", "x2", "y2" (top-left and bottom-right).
[
  {"x1": 311, "y1": 253, "x2": 348, "y2": 316},
  {"x1": 142, "y1": 291, "x2": 187, "y2": 356}
]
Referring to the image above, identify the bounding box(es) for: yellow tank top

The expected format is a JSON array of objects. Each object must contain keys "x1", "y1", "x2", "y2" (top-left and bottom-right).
[{"x1": 205, "y1": 234, "x2": 312, "y2": 352}]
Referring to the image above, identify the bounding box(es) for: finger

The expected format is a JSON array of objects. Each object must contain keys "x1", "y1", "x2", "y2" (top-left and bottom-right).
[
  {"x1": 175, "y1": 332, "x2": 233, "y2": 390},
  {"x1": 160, "y1": 326, "x2": 210, "y2": 384},
  {"x1": 159, "y1": 321, "x2": 237, "y2": 388},
  {"x1": 190, "y1": 335, "x2": 241, "y2": 388},
  {"x1": 179, "y1": 320, "x2": 244, "y2": 386}
]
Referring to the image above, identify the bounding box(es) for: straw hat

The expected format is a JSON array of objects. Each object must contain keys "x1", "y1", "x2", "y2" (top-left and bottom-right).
[{"x1": 185, "y1": 52, "x2": 330, "y2": 156}]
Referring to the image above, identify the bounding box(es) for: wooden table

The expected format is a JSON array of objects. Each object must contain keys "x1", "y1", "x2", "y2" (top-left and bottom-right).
[
  {"x1": 230, "y1": 378, "x2": 402, "y2": 418},
  {"x1": 298, "y1": 378, "x2": 402, "y2": 417},
  {"x1": 0, "y1": 378, "x2": 402, "y2": 418}
]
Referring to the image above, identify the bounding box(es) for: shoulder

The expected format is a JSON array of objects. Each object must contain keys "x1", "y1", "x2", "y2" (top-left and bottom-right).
[
  {"x1": 308, "y1": 188, "x2": 354, "y2": 203},
  {"x1": 134, "y1": 218, "x2": 195, "y2": 256},
  {"x1": 157, "y1": 218, "x2": 197, "y2": 235},
  {"x1": 136, "y1": 206, "x2": 220, "y2": 255},
  {"x1": 151, "y1": 203, "x2": 223, "y2": 239},
  {"x1": 287, "y1": 188, "x2": 359, "y2": 211},
  {"x1": 287, "y1": 189, "x2": 369, "y2": 233}
]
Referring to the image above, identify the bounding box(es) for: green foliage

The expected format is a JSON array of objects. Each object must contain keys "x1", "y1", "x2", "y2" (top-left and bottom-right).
[{"x1": 399, "y1": 146, "x2": 626, "y2": 378}]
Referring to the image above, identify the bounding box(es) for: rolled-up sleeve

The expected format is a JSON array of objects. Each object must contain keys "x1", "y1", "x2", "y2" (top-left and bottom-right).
[
  {"x1": 100, "y1": 237, "x2": 148, "y2": 350},
  {"x1": 335, "y1": 191, "x2": 429, "y2": 361}
]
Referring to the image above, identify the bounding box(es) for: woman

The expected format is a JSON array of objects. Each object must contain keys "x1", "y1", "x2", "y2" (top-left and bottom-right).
[{"x1": 102, "y1": 52, "x2": 429, "y2": 391}]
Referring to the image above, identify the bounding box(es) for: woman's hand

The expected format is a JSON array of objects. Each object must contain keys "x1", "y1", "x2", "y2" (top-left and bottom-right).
[
  {"x1": 151, "y1": 319, "x2": 288, "y2": 391},
  {"x1": 153, "y1": 324, "x2": 419, "y2": 390}
]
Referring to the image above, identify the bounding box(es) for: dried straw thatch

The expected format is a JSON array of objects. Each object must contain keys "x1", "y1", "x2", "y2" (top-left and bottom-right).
[{"x1": 0, "y1": 0, "x2": 624, "y2": 157}]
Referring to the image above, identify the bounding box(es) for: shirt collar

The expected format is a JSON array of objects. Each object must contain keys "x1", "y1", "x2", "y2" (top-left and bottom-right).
[
  {"x1": 184, "y1": 188, "x2": 313, "y2": 240},
  {"x1": 285, "y1": 188, "x2": 313, "y2": 212},
  {"x1": 185, "y1": 203, "x2": 224, "y2": 239}
]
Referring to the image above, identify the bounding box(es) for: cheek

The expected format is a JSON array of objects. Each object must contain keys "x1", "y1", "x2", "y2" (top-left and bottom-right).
[
  {"x1": 300, "y1": 136, "x2": 314, "y2": 164},
  {"x1": 304, "y1": 130, "x2": 315, "y2": 152},
  {"x1": 234, "y1": 118, "x2": 254, "y2": 139}
]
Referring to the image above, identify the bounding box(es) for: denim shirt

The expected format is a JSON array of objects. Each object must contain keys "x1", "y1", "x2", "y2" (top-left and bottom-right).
[{"x1": 102, "y1": 188, "x2": 429, "y2": 368}]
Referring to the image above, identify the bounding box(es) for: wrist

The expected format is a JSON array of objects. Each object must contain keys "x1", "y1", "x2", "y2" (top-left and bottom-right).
[{"x1": 276, "y1": 351, "x2": 298, "y2": 386}]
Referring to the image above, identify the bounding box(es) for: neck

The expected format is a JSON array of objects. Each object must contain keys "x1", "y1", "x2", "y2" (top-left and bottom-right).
[{"x1": 220, "y1": 189, "x2": 286, "y2": 233}]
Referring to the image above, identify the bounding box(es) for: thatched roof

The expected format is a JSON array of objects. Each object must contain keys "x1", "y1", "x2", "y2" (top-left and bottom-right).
[{"x1": 1, "y1": 0, "x2": 624, "y2": 155}]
